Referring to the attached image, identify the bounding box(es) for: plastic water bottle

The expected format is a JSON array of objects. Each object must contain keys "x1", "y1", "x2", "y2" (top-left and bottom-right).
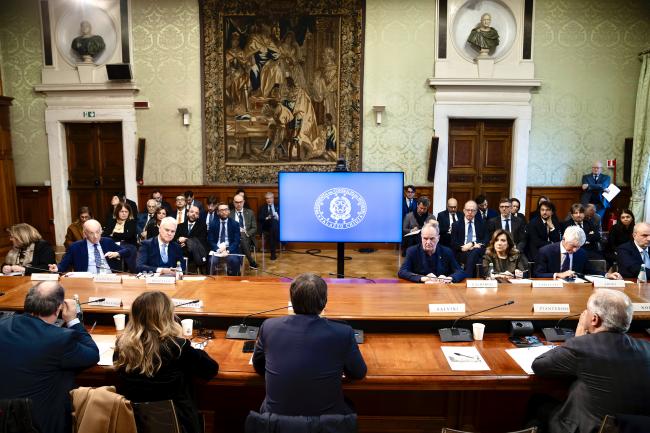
[
  {"x1": 73, "y1": 294, "x2": 83, "y2": 321},
  {"x1": 488, "y1": 263, "x2": 495, "y2": 280},
  {"x1": 175, "y1": 260, "x2": 183, "y2": 281},
  {"x1": 638, "y1": 264, "x2": 647, "y2": 284}
]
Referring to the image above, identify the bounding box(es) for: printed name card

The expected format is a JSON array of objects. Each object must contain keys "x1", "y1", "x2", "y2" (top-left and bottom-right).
[
  {"x1": 145, "y1": 276, "x2": 176, "y2": 284},
  {"x1": 30, "y1": 273, "x2": 59, "y2": 281},
  {"x1": 532, "y1": 280, "x2": 564, "y2": 288},
  {"x1": 533, "y1": 304, "x2": 570, "y2": 313},
  {"x1": 466, "y1": 280, "x2": 498, "y2": 288},
  {"x1": 633, "y1": 303, "x2": 650, "y2": 312},
  {"x1": 88, "y1": 297, "x2": 122, "y2": 307},
  {"x1": 429, "y1": 303, "x2": 466, "y2": 314},
  {"x1": 592, "y1": 279, "x2": 626, "y2": 288},
  {"x1": 93, "y1": 274, "x2": 122, "y2": 283},
  {"x1": 172, "y1": 298, "x2": 204, "y2": 309}
]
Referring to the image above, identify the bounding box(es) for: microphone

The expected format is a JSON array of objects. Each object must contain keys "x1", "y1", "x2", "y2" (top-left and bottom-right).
[
  {"x1": 327, "y1": 272, "x2": 376, "y2": 283},
  {"x1": 226, "y1": 305, "x2": 290, "y2": 340},
  {"x1": 542, "y1": 312, "x2": 580, "y2": 342},
  {"x1": 79, "y1": 298, "x2": 106, "y2": 305},
  {"x1": 175, "y1": 299, "x2": 201, "y2": 308},
  {"x1": 438, "y1": 300, "x2": 515, "y2": 342}
]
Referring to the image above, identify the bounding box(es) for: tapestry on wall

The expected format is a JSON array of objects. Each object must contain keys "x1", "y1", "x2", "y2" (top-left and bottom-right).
[{"x1": 200, "y1": 0, "x2": 364, "y2": 183}]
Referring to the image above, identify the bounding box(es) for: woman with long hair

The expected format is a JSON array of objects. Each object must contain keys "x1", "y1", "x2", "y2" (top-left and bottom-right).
[
  {"x1": 142, "y1": 207, "x2": 167, "y2": 240},
  {"x1": 605, "y1": 208, "x2": 635, "y2": 268},
  {"x1": 103, "y1": 203, "x2": 138, "y2": 272},
  {"x1": 65, "y1": 206, "x2": 92, "y2": 250},
  {"x1": 115, "y1": 291, "x2": 218, "y2": 433},
  {"x1": 2, "y1": 223, "x2": 55, "y2": 275},
  {"x1": 482, "y1": 229, "x2": 529, "y2": 278}
]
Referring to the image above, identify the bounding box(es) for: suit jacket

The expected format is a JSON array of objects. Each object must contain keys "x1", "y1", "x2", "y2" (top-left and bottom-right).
[
  {"x1": 534, "y1": 242, "x2": 597, "y2": 278},
  {"x1": 136, "y1": 212, "x2": 154, "y2": 235},
  {"x1": 450, "y1": 218, "x2": 488, "y2": 252},
  {"x1": 174, "y1": 219, "x2": 209, "y2": 250},
  {"x1": 252, "y1": 314, "x2": 367, "y2": 416},
  {"x1": 207, "y1": 217, "x2": 241, "y2": 254},
  {"x1": 0, "y1": 314, "x2": 99, "y2": 433},
  {"x1": 58, "y1": 238, "x2": 129, "y2": 272},
  {"x1": 475, "y1": 208, "x2": 498, "y2": 224},
  {"x1": 258, "y1": 202, "x2": 280, "y2": 229},
  {"x1": 398, "y1": 244, "x2": 466, "y2": 283},
  {"x1": 437, "y1": 210, "x2": 463, "y2": 247},
  {"x1": 136, "y1": 237, "x2": 186, "y2": 272},
  {"x1": 617, "y1": 241, "x2": 645, "y2": 278},
  {"x1": 532, "y1": 332, "x2": 650, "y2": 433},
  {"x1": 486, "y1": 215, "x2": 527, "y2": 251},
  {"x1": 402, "y1": 197, "x2": 417, "y2": 217},
  {"x1": 186, "y1": 199, "x2": 205, "y2": 213},
  {"x1": 233, "y1": 207, "x2": 258, "y2": 239},
  {"x1": 560, "y1": 219, "x2": 600, "y2": 252},
  {"x1": 580, "y1": 173, "x2": 611, "y2": 210},
  {"x1": 102, "y1": 219, "x2": 138, "y2": 245},
  {"x1": 526, "y1": 217, "x2": 561, "y2": 261},
  {"x1": 402, "y1": 211, "x2": 435, "y2": 235}
]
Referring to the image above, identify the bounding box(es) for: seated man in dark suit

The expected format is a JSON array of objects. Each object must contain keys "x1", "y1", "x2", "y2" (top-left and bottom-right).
[
  {"x1": 49, "y1": 219, "x2": 129, "y2": 274},
  {"x1": 174, "y1": 205, "x2": 208, "y2": 273},
  {"x1": 184, "y1": 189, "x2": 204, "y2": 213},
  {"x1": 233, "y1": 193, "x2": 258, "y2": 268},
  {"x1": 258, "y1": 192, "x2": 280, "y2": 260},
  {"x1": 0, "y1": 281, "x2": 99, "y2": 433},
  {"x1": 580, "y1": 160, "x2": 611, "y2": 219},
  {"x1": 136, "y1": 199, "x2": 158, "y2": 236},
  {"x1": 617, "y1": 222, "x2": 650, "y2": 279},
  {"x1": 474, "y1": 194, "x2": 498, "y2": 224},
  {"x1": 486, "y1": 198, "x2": 526, "y2": 253},
  {"x1": 402, "y1": 185, "x2": 417, "y2": 217},
  {"x1": 398, "y1": 224, "x2": 466, "y2": 283},
  {"x1": 136, "y1": 217, "x2": 185, "y2": 274},
  {"x1": 437, "y1": 198, "x2": 462, "y2": 247},
  {"x1": 253, "y1": 273, "x2": 367, "y2": 416},
  {"x1": 560, "y1": 203, "x2": 602, "y2": 259},
  {"x1": 402, "y1": 196, "x2": 436, "y2": 254},
  {"x1": 451, "y1": 200, "x2": 488, "y2": 277},
  {"x1": 151, "y1": 189, "x2": 173, "y2": 215},
  {"x1": 526, "y1": 200, "x2": 561, "y2": 261},
  {"x1": 532, "y1": 289, "x2": 650, "y2": 433},
  {"x1": 207, "y1": 202, "x2": 242, "y2": 276},
  {"x1": 534, "y1": 226, "x2": 621, "y2": 279}
]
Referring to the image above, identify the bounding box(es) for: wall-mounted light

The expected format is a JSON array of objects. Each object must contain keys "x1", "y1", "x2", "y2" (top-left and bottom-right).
[
  {"x1": 178, "y1": 107, "x2": 190, "y2": 126},
  {"x1": 372, "y1": 105, "x2": 385, "y2": 125}
]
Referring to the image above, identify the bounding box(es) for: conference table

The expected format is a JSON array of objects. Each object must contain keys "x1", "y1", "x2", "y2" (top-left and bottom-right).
[{"x1": 1, "y1": 276, "x2": 649, "y2": 433}]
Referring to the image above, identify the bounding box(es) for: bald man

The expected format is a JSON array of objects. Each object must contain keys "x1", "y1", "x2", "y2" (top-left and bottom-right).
[
  {"x1": 136, "y1": 216, "x2": 186, "y2": 274},
  {"x1": 437, "y1": 198, "x2": 463, "y2": 247},
  {"x1": 616, "y1": 222, "x2": 650, "y2": 279},
  {"x1": 580, "y1": 160, "x2": 611, "y2": 219},
  {"x1": 50, "y1": 219, "x2": 129, "y2": 273}
]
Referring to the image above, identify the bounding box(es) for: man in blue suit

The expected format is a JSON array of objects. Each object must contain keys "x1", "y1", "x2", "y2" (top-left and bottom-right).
[
  {"x1": 399, "y1": 224, "x2": 466, "y2": 283},
  {"x1": 208, "y1": 202, "x2": 242, "y2": 276},
  {"x1": 402, "y1": 185, "x2": 417, "y2": 217},
  {"x1": 617, "y1": 222, "x2": 650, "y2": 278},
  {"x1": 580, "y1": 161, "x2": 611, "y2": 219},
  {"x1": 49, "y1": 219, "x2": 129, "y2": 273},
  {"x1": 451, "y1": 200, "x2": 488, "y2": 277},
  {"x1": 136, "y1": 216, "x2": 185, "y2": 273},
  {"x1": 253, "y1": 273, "x2": 366, "y2": 416},
  {"x1": 535, "y1": 226, "x2": 622, "y2": 279},
  {"x1": 136, "y1": 199, "x2": 158, "y2": 236},
  {"x1": 0, "y1": 281, "x2": 99, "y2": 433}
]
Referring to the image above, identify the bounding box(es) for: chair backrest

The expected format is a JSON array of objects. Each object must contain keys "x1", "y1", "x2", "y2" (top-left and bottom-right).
[
  {"x1": 246, "y1": 411, "x2": 357, "y2": 433},
  {"x1": 132, "y1": 400, "x2": 181, "y2": 433},
  {"x1": 589, "y1": 259, "x2": 607, "y2": 274},
  {"x1": 0, "y1": 399, "x2": 39, "y2": 433}
]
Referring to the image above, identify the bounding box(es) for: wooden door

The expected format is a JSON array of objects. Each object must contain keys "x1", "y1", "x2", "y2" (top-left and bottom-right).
[
  {"x1": 17, "y1": 186, "x2": 55, "y2": 246},
  {"x1": 66, "y1": 122, "x2": 124, "y2": 225},
  {"x1": 447, "y1": 119, "x2": 512, "y2": 208},
  {"x1": 0, "y1": 97, "x2": 19, "y2": 258}
]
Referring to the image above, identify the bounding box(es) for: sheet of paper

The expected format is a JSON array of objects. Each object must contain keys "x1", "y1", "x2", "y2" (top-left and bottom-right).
[
  {"x1": 182, "y1": 276, "x2": 206, "y2": 281},
  {"x1": 441, "y1": 346, "x2": 490, "y2": 371},
  {"x1": 65, "y1": 272, "x2": 94, "y2": 278},
  {"x1": 91, "y1": 334, "x2": 116, "y2": 366},
  {"x1": 508, "y1": 278, "x2": 533, "y2": 285},
  {"x1": 506, "y1": 345, "x2": 555, "y2": 374},
  {"x1": 602, "y1": 183, "x2": 620, "y2": 202},
  {"x1": 404, "y1": 229, "x2": 421, "y2": 237}
]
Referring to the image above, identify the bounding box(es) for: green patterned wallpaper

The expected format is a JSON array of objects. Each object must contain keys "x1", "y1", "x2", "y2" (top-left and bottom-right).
[{"x1": 0, "y1": 0, "x2": 48, "y2": 185}]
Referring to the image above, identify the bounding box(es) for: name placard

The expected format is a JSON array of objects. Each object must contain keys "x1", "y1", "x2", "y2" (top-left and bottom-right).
[
  {"x1": 93, "y1": 274, "x2": 122, "y2": 283},
  {"x1": 592, "y1": 279, "x2": 625, "y2": 288},
  {"x1": 532, "y1": 280, "x2": 564, "y2": 288},
  {"x1": 145, "y1": 276, "x2": 176, "y2": 284},
  {"x1": 633, "y1": 303, "x2": 650, "y2": 312},
  {"x1": 30, "y1": 273, "x2": 59, "y2": 281},
  {"x1": 429, "y1": 303, "x2": 466, "y2": 314},
  {"x1": 466, "y1": 279, "x2": 498, "y2": 288},
  {"x1": 88, "y1": 297, "x2": 122, "y2": 307},
  {"x1": 533, "y1": 303, "x2": 570, "y2": 313},
  {"x1": 172, "y1": 298, "x2": 203, "y2": 309}
]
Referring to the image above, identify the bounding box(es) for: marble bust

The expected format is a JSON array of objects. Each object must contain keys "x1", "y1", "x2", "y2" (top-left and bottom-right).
[
  {"x1": 71, "y1": 20, "x2": 106, "y2": 63},
  {"x1": 467, "y1": 13, "x2": 500, "y2": 56}
]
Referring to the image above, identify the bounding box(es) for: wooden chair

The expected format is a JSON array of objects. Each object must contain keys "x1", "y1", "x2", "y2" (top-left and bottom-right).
[{"x1": 132, "y1": 400, "x2": 182, "y2": 433}]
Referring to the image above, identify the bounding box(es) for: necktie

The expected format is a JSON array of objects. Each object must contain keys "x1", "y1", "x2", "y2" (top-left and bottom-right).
[
  {"x1": 642, "y1": 249, "x2": 650, "y2": 268},
  {"x1": 545, "y1": 220, "x2": 550, "y2": 241},
  {"x1": 560, "y1": 252, "x2": 570, "y2": 272},
  {"x1": 594, "y1": 174, "x2": 598, "y2": 182},
  {"x1": 188, "y1": 222, "x2": 194, "y2": 232},
  {"x1": 208, "y1": 213, "x2": 213, "y2": 227},
  {"x1": 220, "y1": 221, "x2": 226, "y2": 243},
  {"x1": 93, "y1": 244, "x2": 102, "y2": 272},
  {"x1": 452, "y1": 213, "x2": 457, "y2": 223},
  {"x1": 504, "y1": 219, "x2": 510, "y2": 232},
  {"x1": 238, "y1": 211, "x2": 244, "y2": 229},
  {"x1": 160, "y1": 243, "x2": 168, "y2": 263},
  {"x1": 466, "y1": 221, "x2": 473, "y2": 244},
  {"x1": 268, "y1": 205, "x2": 272, "y2": 216},
  {"x1": 177, "y1": 211, "x2": 182, "y2": 224}
]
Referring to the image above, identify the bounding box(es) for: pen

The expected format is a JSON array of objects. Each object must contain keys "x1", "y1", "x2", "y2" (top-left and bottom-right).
[
  {"x1": 90, "y1": 321, "x2": 97, "y2": 334},
  {"x1": 453, "y1": 352, "x2": 478, "y2": 360}
]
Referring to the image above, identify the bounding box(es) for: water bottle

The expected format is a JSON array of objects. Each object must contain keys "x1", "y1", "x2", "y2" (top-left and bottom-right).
[
  {"x1": 73, "y1": 294, "x2": 83, "y2": 321},
  {"x1": 488, "y1": 262, "x2": 495, "y2": 280},
  {"x1": 638, "y1": 264, "x2": 647, "y2": 284},
  {"x1": 175, "y1": 260, "x2": 183, "y2": 281}
]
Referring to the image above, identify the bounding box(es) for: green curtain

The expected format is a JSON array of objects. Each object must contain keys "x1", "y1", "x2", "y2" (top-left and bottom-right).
[{"x1": 631, "y1": 52, "x2": 650, "y2": 220}]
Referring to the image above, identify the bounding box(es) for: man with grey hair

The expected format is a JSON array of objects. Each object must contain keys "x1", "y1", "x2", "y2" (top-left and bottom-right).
[
  {"x1": 258, "y1": 192, "x2": 280, "y2": 260},
  {"x1": 534, "y1": 225, "x2": 621, "y2": 279},
  {"x1": 532, "y1": 289, "x2": 650, "y2": 433},
  {"x1": 136, "y1": 216, "x2": 185, "y2": 274},
  {"x1": 0, "y1": 281, "x2": 99, "y2": 433},
  {"x1": 580, "y1": 160, "x2": 611, "y2": 219}
]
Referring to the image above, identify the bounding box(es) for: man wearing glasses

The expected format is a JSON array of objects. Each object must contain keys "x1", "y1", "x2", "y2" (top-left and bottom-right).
[
  {"x1": 450, "y1": 200, "x2": 488, "y2": 277},
  {"x1": 232, "y1": 193, "x2": 258, "y2": 269},
  {"x1": 402, "y1": 185, "x2": 417, "y2": 217}
]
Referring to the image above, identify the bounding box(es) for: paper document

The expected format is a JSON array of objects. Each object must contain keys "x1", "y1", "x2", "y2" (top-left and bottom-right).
[
  {"x1": 602, "y1": 183, "x2": 620, "y2": 202},
  {"x1": 65, "y1": 272, "x2": 94, "y2": 278},
  {"x1": 506, "y1": 345, "x2": 555, "y2": 374},
  {"x1": 91, "y1": 334, "x2": 116, "y2": 366},
  {"x1": 404, "y1": 229, "x2": 421, "y2": 237},
  {"x1": 441, "y1": 346, "x2": 490, "y2": 371},
  {"x1": 508, "y1": 278, "x2": 533, "y2": 285}
]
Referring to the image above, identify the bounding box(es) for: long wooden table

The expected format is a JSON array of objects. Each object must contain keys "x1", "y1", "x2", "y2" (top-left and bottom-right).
[{"x1": 2, "y1": 276, "x2": 649, "y2": 433}]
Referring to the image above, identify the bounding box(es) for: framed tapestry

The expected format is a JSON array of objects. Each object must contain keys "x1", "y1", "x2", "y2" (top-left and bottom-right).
[{"x1": 200, "y1": 0, "x2": 365, "y2": 183}]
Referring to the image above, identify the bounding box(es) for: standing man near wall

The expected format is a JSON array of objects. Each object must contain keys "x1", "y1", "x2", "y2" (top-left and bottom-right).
[{"x1": 580, "y1": 161, "x2": 610, "y2": 219}]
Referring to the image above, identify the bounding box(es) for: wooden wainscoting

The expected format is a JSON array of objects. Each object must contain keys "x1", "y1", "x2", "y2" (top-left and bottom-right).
[{"x1": 525, "y1": 186, "x2": 631, "y2": 221}]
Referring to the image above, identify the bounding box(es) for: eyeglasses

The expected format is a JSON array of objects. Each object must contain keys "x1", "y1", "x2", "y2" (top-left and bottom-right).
[
  {"x1": 464, "y1": 209, "x2": 477, "y2": 213},
  {"x1": 406, "y1": 190, "x2": 415, "y2": 194}
]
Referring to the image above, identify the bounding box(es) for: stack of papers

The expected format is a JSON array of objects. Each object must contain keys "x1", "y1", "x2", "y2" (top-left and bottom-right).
[
  {"x1": 91, "y1": 334, "x2": 116, "y2": 366},
  {"x1": 506, "y1": 345, "x2": 555, "y2": 374}
]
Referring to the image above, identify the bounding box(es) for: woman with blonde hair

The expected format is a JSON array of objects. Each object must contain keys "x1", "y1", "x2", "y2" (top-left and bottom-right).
[
  {"x1": 2, "y1": 223, "x2": 55, "y2": 275},
  {"x1": 481, "y1": 229, "x2": 529, "y2": 278},
  {"x1": 115, "y1": 291, "x2": 218, "y2": 433}
]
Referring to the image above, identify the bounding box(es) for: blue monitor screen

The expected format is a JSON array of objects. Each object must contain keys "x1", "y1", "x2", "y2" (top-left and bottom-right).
[{"x1": 279, "y1": 172, "x2": 403, "y2": 242}]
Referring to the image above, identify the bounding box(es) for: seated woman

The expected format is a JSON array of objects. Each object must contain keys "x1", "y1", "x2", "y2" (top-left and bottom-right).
[
  {"x1": 2, "y1": 223, "x2": 55, "y2": 275},
  {"x1": 605, "y1": 208, "x2": 635, "y2": 268},
  {"x1": 481, "y1": 229, "x2": 529, "y2": 278},
  {"x1": 103, "y1": 203, "x2": 138, "y2": 272},
  {"x1": 65, "y1": 206, "x2": 92, "y2": 250},
  {"x1": 141, "y1": 206, "x2": 167, "y2": 240},
  {"x1": 115, "y1": 291, "x2": 218, "y2": 433}
]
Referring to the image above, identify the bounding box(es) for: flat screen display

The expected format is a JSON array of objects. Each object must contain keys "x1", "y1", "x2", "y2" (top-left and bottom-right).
[{"x1": 279, "y1": 172, "x2": 403, "y2": 242}]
